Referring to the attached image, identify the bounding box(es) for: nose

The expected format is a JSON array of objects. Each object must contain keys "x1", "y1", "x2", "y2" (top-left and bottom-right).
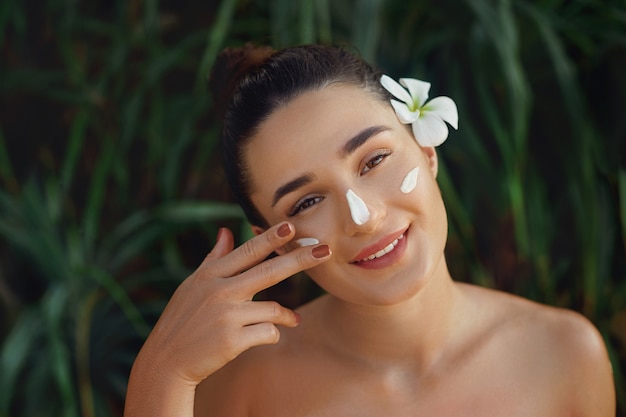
[{"x1": 343, "y1": 188, "x2": 385, "y2": 235}]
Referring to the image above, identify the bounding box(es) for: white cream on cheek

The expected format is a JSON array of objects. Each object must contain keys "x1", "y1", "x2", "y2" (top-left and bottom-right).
[
  {"x1": 296, "y1": 237, "x2": 319, "y2": 247},
  {"x1": 346, "y1": 189, "x2": 371, "y2": 225},
  {"x1": 400, "y1": 166, "x2": 420, "y2": 194}
]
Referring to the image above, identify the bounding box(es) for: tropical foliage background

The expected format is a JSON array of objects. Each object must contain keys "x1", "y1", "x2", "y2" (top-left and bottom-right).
[{"x1": 1, "y1": 0, "x2": 625, "y2": 416}]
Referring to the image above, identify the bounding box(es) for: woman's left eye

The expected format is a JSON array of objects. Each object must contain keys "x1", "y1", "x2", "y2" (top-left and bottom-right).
[{"x1": 361, "y1": 151, "x2": 391, "y2": 174}]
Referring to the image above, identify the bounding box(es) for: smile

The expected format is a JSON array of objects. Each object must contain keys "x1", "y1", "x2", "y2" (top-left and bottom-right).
[{"x1": 358, "y1": 234, "x2": 404, "y2": 262}]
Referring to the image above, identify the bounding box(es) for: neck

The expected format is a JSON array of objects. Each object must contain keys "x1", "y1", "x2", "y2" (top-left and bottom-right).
[{"x1": 319, "y1": 259, "x2": 465, "y2": 371}]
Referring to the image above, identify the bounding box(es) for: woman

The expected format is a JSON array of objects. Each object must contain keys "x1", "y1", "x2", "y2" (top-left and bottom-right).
[{"x1": 124, "y1": 44, "x2": 615, "y2": 416}]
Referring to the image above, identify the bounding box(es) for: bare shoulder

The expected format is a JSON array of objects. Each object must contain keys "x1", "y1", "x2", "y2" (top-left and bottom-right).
[
  {"x1": 193, "y1": 323, "x2": 293, "y2": 417},
  {"x1": 459, "y1": 283, "x2": 616, "y2": 416},
  {"x1": 194, "y1": 346, "x2": 254, "y2": 417},
  {"x1": 193, "y1": 298, "x2": 325, "y2": 417},
  {"x1": 477, "y1": 284, "x2": 606, "y2": 360}
]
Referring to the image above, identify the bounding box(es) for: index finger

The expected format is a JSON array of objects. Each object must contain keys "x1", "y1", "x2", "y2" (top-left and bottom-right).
[
  {"x1": 208, "y1": 222, "x2": 296, "y2": 277},
  {"x1": 238, "y1": 243, "x2": 332, "y2": 296}
]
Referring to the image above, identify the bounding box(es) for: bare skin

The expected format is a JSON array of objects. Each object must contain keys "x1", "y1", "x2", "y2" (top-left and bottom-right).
[
  {"x1": 197, "y1": 284, "x2": 612, "y2": 416},
  {"x1": 124, "y1": 224, "x2": 332, "y2": 417},
  {"x1": 125, "y1": 84, "x2": 615, "y2": 416}
]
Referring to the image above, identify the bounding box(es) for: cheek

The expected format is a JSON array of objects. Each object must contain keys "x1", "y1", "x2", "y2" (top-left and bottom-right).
[
  {"x1": 294, "y1": 214, "x2": 335, "y2": 244},
  {"x1": 382, "y1": 153, "x2": 438, "y2": 217},
  {"x1": 380, "y1": 153, "x2": 422, "y2": 200},
  {"x1": 278, "y1": 210, "x2": 337, "y2": 252}
]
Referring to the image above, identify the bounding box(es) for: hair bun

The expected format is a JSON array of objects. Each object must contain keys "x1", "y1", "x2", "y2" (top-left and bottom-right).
[{"x1": 209, "y1": 43, "x2": 275, "y2": 119}]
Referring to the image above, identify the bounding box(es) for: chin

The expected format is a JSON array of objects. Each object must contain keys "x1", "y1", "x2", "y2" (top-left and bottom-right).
[
  {"x1": 363, "y1": 275, "x2": 433, "y2": 306},
  {"x1": 314, "y1": 264, "x2": 435, "y2": 308}
]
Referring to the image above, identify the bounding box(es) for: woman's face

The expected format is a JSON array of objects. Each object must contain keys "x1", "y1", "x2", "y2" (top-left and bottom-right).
[{"x1": 245, "y1": 84, "x2": 448, "y2": 306}]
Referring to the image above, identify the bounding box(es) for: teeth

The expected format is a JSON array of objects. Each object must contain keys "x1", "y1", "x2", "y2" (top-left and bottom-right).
[{"x1": 360, "y1": 234, "x2": 403, "y2": 262}]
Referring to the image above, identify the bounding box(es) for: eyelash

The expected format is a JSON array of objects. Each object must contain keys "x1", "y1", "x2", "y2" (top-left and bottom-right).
[
  {"x1": 287, "y1": 150, "x2": 392, "y2": 217},
  {"x1": 361, "y1": 150, "x2": 391, "y2": 174},
  {"x1": 288, "y1": 196, "x2": 323, "y2": 217}
]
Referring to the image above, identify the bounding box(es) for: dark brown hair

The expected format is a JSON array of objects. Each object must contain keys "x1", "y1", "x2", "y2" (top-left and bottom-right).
[{"x1": 210, "y1": 44, "x2": 390, "y2": 228}]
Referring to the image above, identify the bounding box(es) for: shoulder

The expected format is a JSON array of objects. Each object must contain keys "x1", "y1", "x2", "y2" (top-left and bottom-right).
[
  {"x1": 460, "y1": 283, "x2": 615, "y2": 416},
  {"x1": 464, "y1": 283, "x2": 610, "y2": 372},
  {"x1": 460, "y1": 283, "x2": 600, "y2": 344},
  {"x1": 194, "y1": 347, "x2": 255, "y2": 417},
  {"x1": 491, "y1": 287, "x2": 607, "y2": 365},
  {"x1": 194, "y1": 311, "x2": 312, "y2": 417},
  {"x1": 521, "y1": 301, "x2": 615, "y2": 416}
]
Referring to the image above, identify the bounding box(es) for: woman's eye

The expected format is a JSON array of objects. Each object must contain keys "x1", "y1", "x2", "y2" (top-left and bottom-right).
[
  {"x1": 361, "y1": 151, "x2": 390, "y2": 174},
  {"x1": 289, "y1": 196, "x2": 323, "y2": 217}
]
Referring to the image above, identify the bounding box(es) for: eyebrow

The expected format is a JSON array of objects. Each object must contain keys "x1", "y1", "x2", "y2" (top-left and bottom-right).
[
  {"x1": 271, "y1": 125, "x2": 390, "y2": 208},
  {"x1": 271, "y1": 174, "x2": 315, "y2": 207},
  {"x1": 337, "y1": 125, "x2": 390, "y2": 159}
]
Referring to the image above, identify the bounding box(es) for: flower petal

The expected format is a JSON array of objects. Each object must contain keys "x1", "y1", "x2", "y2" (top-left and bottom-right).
[
  {"x1": 380, "y1": 74, "x2": 413, "y2": 106},
  {"x1": 400, "y1": 78, "x2": 431, "y2": 108},
  {"x1": 424, "y1": 96, "x2": 458, "y2": 130},
  {"x1": 411, "y1": 112, "x2": 449, "y2": 147},
  {"x1": 390, "y1": 99, "x2": 419, "y2": 124}
]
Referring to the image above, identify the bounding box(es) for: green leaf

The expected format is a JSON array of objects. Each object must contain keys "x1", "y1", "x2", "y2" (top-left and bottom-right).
[
  {"x1": 195, "y1": 0, "x2": 238, "y2": 94},
  {"x1": 0, "y1": 309, "x2": 43, "y2": 413},
  {"x1": 155, "y1": 201, "x2": 244, "y2": 223}
]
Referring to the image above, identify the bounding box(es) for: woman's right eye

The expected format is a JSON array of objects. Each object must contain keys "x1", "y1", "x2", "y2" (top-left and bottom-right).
[{"x1": 288, "y1": 196, "x2": 323, "y2": 217}]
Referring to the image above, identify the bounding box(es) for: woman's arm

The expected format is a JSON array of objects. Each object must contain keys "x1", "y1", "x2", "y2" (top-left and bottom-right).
[{"x1": 123, "y1": 223, "x2": 331, "y2": 417}]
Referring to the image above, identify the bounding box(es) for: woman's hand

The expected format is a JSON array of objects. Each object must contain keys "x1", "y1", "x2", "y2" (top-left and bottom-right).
[{"x1": 124, "y1": 222, "x2": 331, "y2": 416}]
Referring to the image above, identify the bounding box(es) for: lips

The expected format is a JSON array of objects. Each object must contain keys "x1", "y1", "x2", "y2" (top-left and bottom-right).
[
  {"x1": 350, "y1": 228, "x2": 408, "y2": 264},
  {"x1": 357, "y1": 235, "x2": 403, "y2": 262}
]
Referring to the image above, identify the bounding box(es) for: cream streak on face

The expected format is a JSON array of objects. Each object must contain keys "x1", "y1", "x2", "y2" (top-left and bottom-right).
[
  {"x1": 296, "y1": 237, "x2": 319, "y2": 247},
  {"x1": 346, "y1": 189, "x2": 370, "y2": 225},
  {"x1": 400, "y1": 166, "x2": 420, "y2": 194}
]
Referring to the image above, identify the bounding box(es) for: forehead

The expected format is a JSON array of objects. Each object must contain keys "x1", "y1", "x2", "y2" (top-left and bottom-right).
[
  {"x1": 244, "y1": 84, "x2": 394, "y2": 191},
  {"x1": 253, "y1": 84, "x2": 389, "y2": 148}
]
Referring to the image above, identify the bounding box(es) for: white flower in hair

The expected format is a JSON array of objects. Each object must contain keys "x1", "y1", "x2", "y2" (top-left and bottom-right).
[{"x1": 380, "y1": 75, "x2": 458, "y2": 147}]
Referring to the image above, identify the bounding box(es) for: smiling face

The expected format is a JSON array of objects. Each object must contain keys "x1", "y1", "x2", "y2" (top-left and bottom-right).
[{"x1": 245, "y1": 84, "x2": 449, "y2": 306}]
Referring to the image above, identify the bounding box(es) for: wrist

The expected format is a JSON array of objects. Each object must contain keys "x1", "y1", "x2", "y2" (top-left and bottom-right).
[{"x1": 124, "y1": 350, "x2": 197, "y2": 417}]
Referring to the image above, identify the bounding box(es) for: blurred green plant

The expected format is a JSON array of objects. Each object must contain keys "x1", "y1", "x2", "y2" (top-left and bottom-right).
[
  {"x1": 0, "y1": 181, "x2": 244, "y2": 416},
  {"x1": 374, "y1": 0, "x2": 626, "y2": 410},
  {"x1": 0, "y1": 1, "x2": 246, "y2": 416},
  {"x1": 0, "y1": 0, "x2": 624, "y2": 416}
]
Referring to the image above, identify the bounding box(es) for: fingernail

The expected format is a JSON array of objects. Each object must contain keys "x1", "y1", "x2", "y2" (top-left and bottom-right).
[
  {"x1": 312, "y1": 244, "x2": 331, "y2": 259},
  {"x1": 294, "y1": 311, "x2": 302, "y2": 325},
  {"x1": 216, "y1": 227, "x2": 226, "y2": 242},
  {"x1": 277, "y1": 222, "x2": 292, "y2": 238}
]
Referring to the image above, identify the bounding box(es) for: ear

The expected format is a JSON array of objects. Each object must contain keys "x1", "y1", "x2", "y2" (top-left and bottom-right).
[
  {"x1": 251, "y1": 225, "x2": 265, "y2": 237},
  {"x1": 420, "y1": 146, "x2": 438, "y2": 178},
  {"x1": 250, "y1": 225, "x2": 289, "y2": 255}
]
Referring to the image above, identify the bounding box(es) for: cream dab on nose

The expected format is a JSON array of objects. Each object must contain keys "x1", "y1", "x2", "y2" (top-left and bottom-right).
[
  {"x1": 296, "y1": 237, "x2": 319, "y2": 247},
  {"x1": 346, "y1": 189, "x2": 371, "y2": 225},
  {"x1": 400, "y1": 166, "x2": 420, "y2": 194}
]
